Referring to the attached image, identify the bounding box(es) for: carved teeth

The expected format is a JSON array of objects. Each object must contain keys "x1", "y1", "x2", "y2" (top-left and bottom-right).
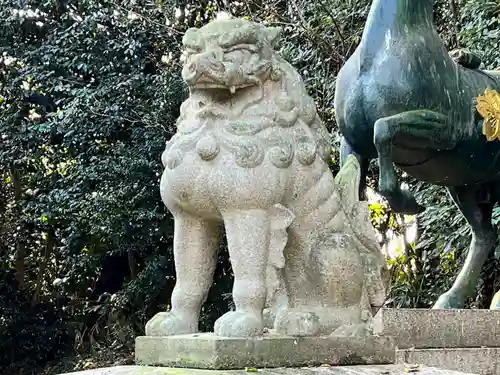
[{"x1": 230, "y1": 86, "x2": 236, "y2": 94}]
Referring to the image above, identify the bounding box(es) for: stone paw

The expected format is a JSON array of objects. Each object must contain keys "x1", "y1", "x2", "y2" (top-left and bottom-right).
[
  {"x1": 274, "y1": 309, "x2": 321, "y2": 337},
  {"x1": 432, "y1": 291, "x2": 465, "y2": 309},
  {"x1": 263, "y1": 308, "x2": 276, "y2": 329},
  {"x1": 385, "y1": 188, "x2": 425, "y2": 215},
  {"x1": 214, "y1": 311, "x2": 264, "y2": 337},
  {"x1": 331, "y1": 323, "x2": 372, "y2": 337},
  {"x1": 145, "y1": 311, "x2": 197, "y2": 336}
]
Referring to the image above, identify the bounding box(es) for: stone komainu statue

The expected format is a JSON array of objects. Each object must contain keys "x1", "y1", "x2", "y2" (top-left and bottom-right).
[{"x1": 146, "y1": 18, "x2": 388, "y2": 338}]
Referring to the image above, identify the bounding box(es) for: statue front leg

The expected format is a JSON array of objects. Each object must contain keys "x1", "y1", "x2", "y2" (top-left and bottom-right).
[
  {"x1": 146, "y1": 211, "x2": 221, "y2": 336},
  {"x1": 214, "y1": 209, "x2": 271, "y2": 337},
  {"x1": 373, "y1": 110, "x2": 455, "y2": 215},
  {"x1": 433, "y1": 186, "x2": 496, "y2": 309},
  {"x1": 490, "y1": 290, "x2": 500, "y2": 309}
]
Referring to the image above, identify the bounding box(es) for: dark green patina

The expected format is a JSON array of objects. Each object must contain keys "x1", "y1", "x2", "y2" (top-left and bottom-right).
[{"x1": 334, "y1": 0, "x2": 500, "y2": 309}]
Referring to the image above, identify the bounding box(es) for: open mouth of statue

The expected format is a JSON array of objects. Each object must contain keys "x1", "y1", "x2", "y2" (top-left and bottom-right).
[{"x1": 192, "y1": 75, "x2": 249, "y2": 94}]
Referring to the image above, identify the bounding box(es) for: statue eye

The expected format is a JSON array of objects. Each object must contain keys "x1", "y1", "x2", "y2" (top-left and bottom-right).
[
  {"x1": 218, "y1": 36, "x2": 233, "y2": 48},
  {"x1": 184, "y1": 42, "x2": 203, "y2": 52},
  {"x1": 182, "y1": 28, "x2": 203, "y2": 51}
]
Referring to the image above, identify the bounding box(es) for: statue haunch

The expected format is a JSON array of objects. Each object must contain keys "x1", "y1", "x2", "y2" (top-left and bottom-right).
[{"x1": 146, "y1": 18, "x2": 388, "y2": 338}]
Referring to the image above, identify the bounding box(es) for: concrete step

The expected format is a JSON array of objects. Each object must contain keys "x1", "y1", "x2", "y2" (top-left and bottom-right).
[
  {"x1": 56, "y1": 365, "x2": 479, "y2": 375},
  {"x1": 397, "y1": 347, "x2": 500, "y2": 375},
  {"x1": 373, "y1": 308, "x2": 500, "y2": 349}
]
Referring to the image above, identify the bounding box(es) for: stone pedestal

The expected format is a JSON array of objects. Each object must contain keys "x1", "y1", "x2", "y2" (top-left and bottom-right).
[{"x1": 134, "y1": 332, "x2": 395, "y2": 370}]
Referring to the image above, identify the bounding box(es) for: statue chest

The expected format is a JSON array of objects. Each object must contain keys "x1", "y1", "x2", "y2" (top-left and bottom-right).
[{"x1": 159, "y1": 149, "x2": 291, "y2": 218}]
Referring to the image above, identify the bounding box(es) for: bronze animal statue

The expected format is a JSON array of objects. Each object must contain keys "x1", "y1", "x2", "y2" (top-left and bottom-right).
[{"x1": 335, "y1": 0, "x2": 500, "y2": 309}]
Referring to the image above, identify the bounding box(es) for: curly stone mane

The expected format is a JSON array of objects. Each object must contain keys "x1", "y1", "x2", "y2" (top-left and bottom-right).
[{"x1": 162, "y1": 18, "x2": 331, "y2": 170}]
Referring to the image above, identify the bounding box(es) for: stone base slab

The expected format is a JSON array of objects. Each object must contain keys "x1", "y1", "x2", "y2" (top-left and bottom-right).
[
  {"x1": 134, "y1": 332, "x2": 395, "y2": 370},
  {"x1": 57, "y1": 365, "x2": 478, "y2": 375},
  {"x1": 397, "y1": 347, "x2": 500, "y2": 375},
  {"x1": 373, "y1": 308, "x2": 500, "y2": 349}
]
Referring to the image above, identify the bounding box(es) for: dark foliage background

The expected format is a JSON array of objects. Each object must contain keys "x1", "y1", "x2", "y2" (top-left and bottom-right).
[{"x1": 0, "y1": 0, "x2": 499, "y2": 374}]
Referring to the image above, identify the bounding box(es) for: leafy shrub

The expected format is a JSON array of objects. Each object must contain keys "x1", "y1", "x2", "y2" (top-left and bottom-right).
[
  {"x1": 0, "y1": 271, "x2": 71, "y2": 372},
  {"x1": 460, "y1": 0, "x2": 500, "y2": 69}
]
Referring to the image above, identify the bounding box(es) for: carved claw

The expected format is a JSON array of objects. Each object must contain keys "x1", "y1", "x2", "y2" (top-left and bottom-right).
[
  {"x1": 213, "y1": 311, "x2": 264, "y2": 337},
  {"x1": 145, "y1": 311, "x2": 198, "y2": 336},
  {"x1": 274, "y1": 309, "x2": 321, "y2": 337},
  {"x1": 263, "y1": 308, "x2": 276, "y2": 329}
]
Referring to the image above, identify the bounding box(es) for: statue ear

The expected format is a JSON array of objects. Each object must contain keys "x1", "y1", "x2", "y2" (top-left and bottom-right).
[
  {"x1": 265, "y1": 26, "x2": 281, "y2": 48},
  {"x1": 182, "y1": 28, "x2": 201, "y2": 49}
]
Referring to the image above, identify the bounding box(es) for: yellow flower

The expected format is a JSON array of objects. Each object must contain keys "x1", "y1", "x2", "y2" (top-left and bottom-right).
[{"x1": 477, "y1": 88, "x2": 500, "y2": 141}]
